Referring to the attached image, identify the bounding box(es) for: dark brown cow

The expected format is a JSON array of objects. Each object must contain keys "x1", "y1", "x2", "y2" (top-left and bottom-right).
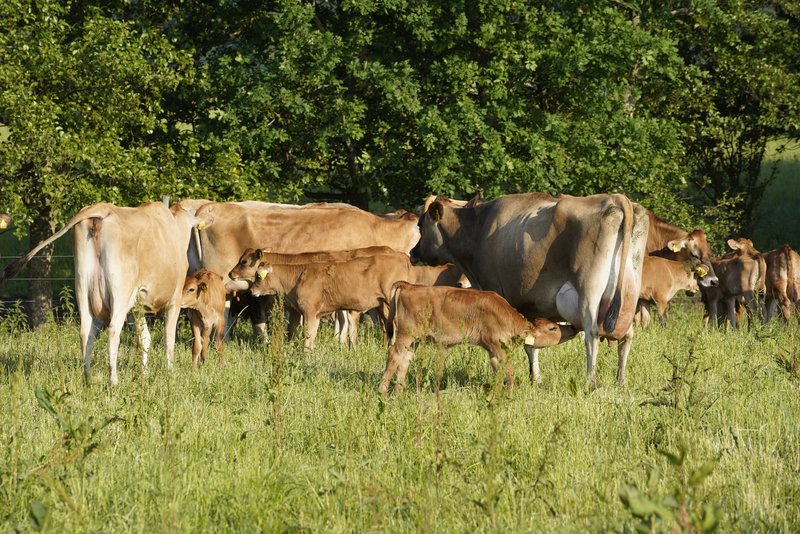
[
  {"x1": 248, "y1": 254, "x2": 414, "y2": 350},
  {"x1": 416, "y1": 193, "x2": 648, "y2": 385},
  {"x1": 0, "y1": 202, "x2": 198, "y2": 385},
  {"x1": 762, "y1": 245, "x2": 800, "y2": 322},
  {"x1": 701, "y1": 238, "x2": 765, "y2": 330},
  {"x1": 636, "y1": 256, "x2": 702, "y2": 327},
  {"x1": 181, "y1": 269, "x2": 226, "y2": 368},
  {"x1": 379, "y1": 282, "x2": 577, "y2": 395},
  {"x1": 645, "y1": 210, "x2": 719, "y2": 288}
]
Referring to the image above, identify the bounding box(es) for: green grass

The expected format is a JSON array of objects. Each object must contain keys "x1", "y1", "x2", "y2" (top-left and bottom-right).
[{"x1": 1, "y1": 301, "x2": 799, "y2": 532}]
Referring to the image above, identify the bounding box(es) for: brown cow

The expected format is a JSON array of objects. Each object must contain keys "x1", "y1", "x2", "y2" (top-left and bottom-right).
[
  {"x1": 645, "y1": 210, "x2": 719, "y2": 288},
  {"x1": 185, "y1": 200, "x2": 420, "y2": 336},
  {"x1": 416, "y1": 193, "x2": 648, "y2": 385},
  {"x1": 762, "y1": 245, "x2": 800, "y2": 322},
  {"x1": 248, "y1": 254, "x2": 415, "y2": 350},
  {"x1": 636, "y1": 256, "x2": 703, "y2": 327},
  {"x1": 0, "y1": 202, "x2": 198, "y2": 385},
  {"x1": 701, "y1": 238, "x2": 765, "y2": 330},
  {"x1": 379, "y1": 282, "x2": 577, "y2": 395},
  {"x1": 181, "y1": 269, "x2": 226, "y2": 368}
]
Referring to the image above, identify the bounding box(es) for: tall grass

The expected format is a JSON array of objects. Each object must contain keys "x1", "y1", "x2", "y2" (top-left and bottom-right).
[{"x1": 1, "y1": 300, "x2": 799, "y2": 531}]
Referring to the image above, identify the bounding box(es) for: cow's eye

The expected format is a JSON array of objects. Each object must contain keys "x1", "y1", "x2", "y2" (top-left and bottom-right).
[
  {"x1": 189, "y1": 288, "x2": 195, "y2": 293},
  {"x1": 549, "y1": 326, "x2": 558, "y2": 332}
]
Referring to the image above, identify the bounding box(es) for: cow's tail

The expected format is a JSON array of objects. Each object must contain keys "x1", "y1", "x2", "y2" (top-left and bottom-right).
[
  {"x1": 0, "y1": 204, "x2": 114, "y2": 283},
  {"x1": 783, "y1": 244, "x2": 797, "y2": 303},
  {"x1": 387, "y1": 281, "x2": 411, "y2": 344},
  {"x1": 602, "y1": 195, "x2": 635, "y2": 334}
]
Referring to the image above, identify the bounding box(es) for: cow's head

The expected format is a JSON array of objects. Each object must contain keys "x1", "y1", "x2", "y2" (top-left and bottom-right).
[
  {"x1": 681, "y1": 258, "x2": 702, "y2": 296},
  {"x1": 522, "y1": 318, "x2": 578, "y2": 348},
  {"x1": 667, "y1": 228, "x2": 718, "y2": 287},
  {"x1": 727, "y1": 237, "x2": 759, "y2": 256},
  {"x1": 416, "y1": 197, "x2": 461, "y2": 266},
  {"x1": 182, "y1": 270, "x2": 214, "y2": 309},
  {"x1": 229, "y1": 248, "x2": 265, "y2": 281},
  {"x1": 250, "y1": 264, "x2": 277, "y2": 297}
]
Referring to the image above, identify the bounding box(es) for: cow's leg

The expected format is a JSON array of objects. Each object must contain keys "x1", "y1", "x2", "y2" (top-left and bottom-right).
[
  {"x1": 616, "y1": 325, "x2": 634, "y2": 385},
  {"x1": 200, "y1": 324, "x2": 211, "y2": 365},
  {"x1": 222, "y1": 299, "x2": 235, "y2": 340},
  {"x1": 286, "y1": 309, "x2": 301, "y2": 340},
  {"x1": 163, "y1": 303, "x2": 180, "y2": 370},
  {"x1": 303, "y1": 312, "x2": 321, "y2": 351},
  {"x1": 348, "y1": 310, "x2": 360, "y2": 348},
  {"x1": 134, "y1": 315, "x2": 151, "y2": 368},
  {"x1": 584, "y1": 331, "x2": 600, "y2": 385},
  {"x1": 765, "y1": 297, "x2": 778, "y2": 323},
  {"x1": 385, "y1": 335, "x2": 415, "y2": 394},
  {"x1": 486, "y1": 342, "x2": 513, "y2": 388},
  {"x1": 725, "y1": 297, "x2": 738, "y2": 331},
  {"x1": 655, "y1": 300, "x2": 668, "y2": 326},
  {"x1": 334, "y1": 311, "x2": 348, "y2": 345},
  {"x1": 380, "y1": 341, "x2": 408, "y2": 396},
  {"x1": 106, "y1": 308, "x2": 129, "y2": 386},
  {"x1": 524, "y1": 345, "x2": 541, "y2": 384},
  {"x1": 80, "y1": 315, "x2": 103, "y2": 383},
  {"x1": 190, "y1": 319, "x2": 202, "y2": 369}
]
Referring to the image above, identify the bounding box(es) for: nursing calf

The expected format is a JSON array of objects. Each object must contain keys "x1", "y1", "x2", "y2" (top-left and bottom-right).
[
  {"x1": 379, "y1": 282, "x2": 577, "y2": 395},
  {"x1": 181, "y1": 269, "x2": 226, "y2": 368}
]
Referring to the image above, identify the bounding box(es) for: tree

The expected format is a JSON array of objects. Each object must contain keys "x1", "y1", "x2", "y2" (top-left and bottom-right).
[{"x1": 0, "y1": 2, "x2": 192, "y2": 326}]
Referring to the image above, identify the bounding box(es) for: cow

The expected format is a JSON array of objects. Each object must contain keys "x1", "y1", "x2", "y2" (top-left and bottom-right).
[
  {"x1": 379, "y1": 282, "x2": 578, "y2": 395},
  {"x1": 701, "y1": 238, "x2": 765, "y2": 330},
  {"x1": 416, "y1": 193, "x2": 649, "y2": 385},
  {"x1": 181, "y1": 269, "x2": 226, "y2": 369},
  {"x1": 761, "y1": 245, "x2": 800, "y2": 322},
  {"x1": 0, "y1": 202, "x2": 198, "y2": 385},
  {"x1": 248, "y1": 254, "x2": 415, "y2": 350},
  {"x1": 185, "y1": 200, "x2": 421, "y2": 336},
  {"x1": 635, "y1": 256, "x2": 703, "y2": 327},
  {"x1": 645, "y1": 210, "x2": 719, "y2": 288}
]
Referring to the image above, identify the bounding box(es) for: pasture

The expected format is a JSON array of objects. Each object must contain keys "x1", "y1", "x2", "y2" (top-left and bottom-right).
[{"x1": 1, "y1": 301, "x2": 799, "y2": 531}]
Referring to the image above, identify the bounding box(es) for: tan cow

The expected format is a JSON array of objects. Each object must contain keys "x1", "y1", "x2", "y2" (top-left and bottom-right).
[
  {"x1": 181, "y1": 269, "x2": 226, "y2": 369},
  {"x1": 0, "y1": 202, "x2": 198, "y2": 385},
  {"x1": 248, "y1": 254, "x2": 415, "y2": 350},
  {"x1": 416, "y1": 193, "x2": 648, "y2": 385},
  {"x1": 645, "y1": 210, "x2": 718, "y2": 287},
  {"x1": 701, "y1": 238, "x2": 765, "y2": 330},
  {"x1": 379, "y1": 282, "x2": 577, "y2": 395},
  {"x1": 185, "y1": 200, "x2": 420, "y2": 335},
  {"x1": 762, "y1": 245, "x2": 800, "y2": 322},
  {"x1": 636, "y1": 256, "x2": 703, "y2": 327}
]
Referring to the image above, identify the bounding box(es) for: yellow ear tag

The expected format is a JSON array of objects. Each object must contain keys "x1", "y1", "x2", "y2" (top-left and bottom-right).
[
  {"x1": 669, "y1": 242, "x2": 681, "y2": 253},
  {"x1": 695, "y1": 265, "x2": 708, "y2": 278},
  {"x1": 199, "y1": 285, "x2": 206, "y2": 294},
  {"x1": 524, "y1": 335, "x2": 536, "y2": 346},
  {"x1": 256, "y1": 269, "x2": 268, "y2": 280},
  {"x1": 0, "y1": 220, "x2": 6, "y2": 230},
  {"x1": 197, "y1": 221, "x2": 206, "y2": 231}
]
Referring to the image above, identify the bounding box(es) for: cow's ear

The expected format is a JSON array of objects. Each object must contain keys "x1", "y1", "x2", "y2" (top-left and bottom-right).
[
  {"x1": 198, "y1": 282, "x2": 207, "y2": 294},
  {"x1": 727, "y1": 238, "x2": 740, "y2": 250},
  {"x1": 256, "y1": 249, "x2": 263, "y2": 261},
  {"x1": 667, "y1": 239, "x2": 686, "y2": 253},
  {"x1": 428, "y1": 201, "x2": 445, "y2": 222},
  {"x1": 466, "y1": 192, "x2": 482, "y2": 208}
]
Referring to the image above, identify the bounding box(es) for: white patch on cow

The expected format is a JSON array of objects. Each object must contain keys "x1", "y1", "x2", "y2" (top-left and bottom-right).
[{"x1": 556, "y1": 282, "x2": 582, "y2": 328}]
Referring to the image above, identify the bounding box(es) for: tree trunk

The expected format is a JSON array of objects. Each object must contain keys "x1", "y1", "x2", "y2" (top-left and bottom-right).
[{"x1": 26, "y1": 211, "x2": 55, "y2": 328}]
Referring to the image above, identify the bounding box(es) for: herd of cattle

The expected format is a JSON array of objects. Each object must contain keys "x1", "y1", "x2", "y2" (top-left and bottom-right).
[{"x1": 1, "y1": 192, "x2": 797, "y2": 392}]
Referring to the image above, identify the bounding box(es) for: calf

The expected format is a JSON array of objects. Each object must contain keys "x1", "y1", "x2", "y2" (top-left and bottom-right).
[
  {"x1": 635, "y1": 256, "x2": 703, "y2": 327},
  {"x1": 249, "y1": 254, "x2": 413, "y2": 350},
  {"x1": 701, "y1": 238, "x2": 765, "y2": 330},
  {"x1": 762, "y1": 245, "x2": 800, "y2": 322},
  {"x1": 181, "y1": 269, "x2": 226, "y2": 368},
  {"x1": 379, "y1": 282, "x2": 578, "y2": 395}
]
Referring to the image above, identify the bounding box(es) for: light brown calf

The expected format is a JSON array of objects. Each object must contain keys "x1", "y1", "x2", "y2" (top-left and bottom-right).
[
  {"x1": 762, "y1": 245, "x2": 800, "y2": 322},
  {"x1": 181, "y1": 269, "x2": 226, "y2": 368},
  {"x1": 249, "y1": 254, "x2": 414, "y2": 350},
  {"x1": 379, "y1": 282, "x2": 577, "y2": 395},
  {"x1": 636, "y1": 256, "x2": 702, "y2": 327},
  {"x1": 701, "y1": 238, "x2": 766, "y2": 330}
]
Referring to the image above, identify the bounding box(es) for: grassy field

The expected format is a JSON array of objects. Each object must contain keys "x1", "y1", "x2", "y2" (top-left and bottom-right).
[{"x1": 1, "y1": 300, "x2": 799, "y2": 532}]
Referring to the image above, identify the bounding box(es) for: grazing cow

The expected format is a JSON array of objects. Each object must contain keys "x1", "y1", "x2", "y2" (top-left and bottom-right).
[
  {"x1": 761, "y1": 245, "x2": 800, "y2": 322},
  {"x1": 645, "y1": 210, "x2": 719, "y2": 288},
  {"x1": 379, "y1": 282, "x2": 578, "y2": 395},
  {"x1": 184, "y1": 200, "x2": 420, "y2": 335},
  {"x1": 417, "y1": 193, "x2": 648, "y2": 385},
  {"x1": 636, "y1": 256, "x2": 703, "y2": 327},
  {"x1": 701, "y1": 238, "x2": 765, "y2": 330},
  {"x1": 0, "y1": 202, "x2": 197, "y2": 385},
  {"x1": 181, "y1": 269, "x2": 226, "y2": 368},
  {"x1": 249, "y1": 254, "x2": 415, "y2": 350}
]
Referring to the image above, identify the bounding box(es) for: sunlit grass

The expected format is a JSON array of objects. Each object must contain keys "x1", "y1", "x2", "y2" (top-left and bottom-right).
[{"x1": 1, "y1": 300, "x2": 799, "y2": 531}]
